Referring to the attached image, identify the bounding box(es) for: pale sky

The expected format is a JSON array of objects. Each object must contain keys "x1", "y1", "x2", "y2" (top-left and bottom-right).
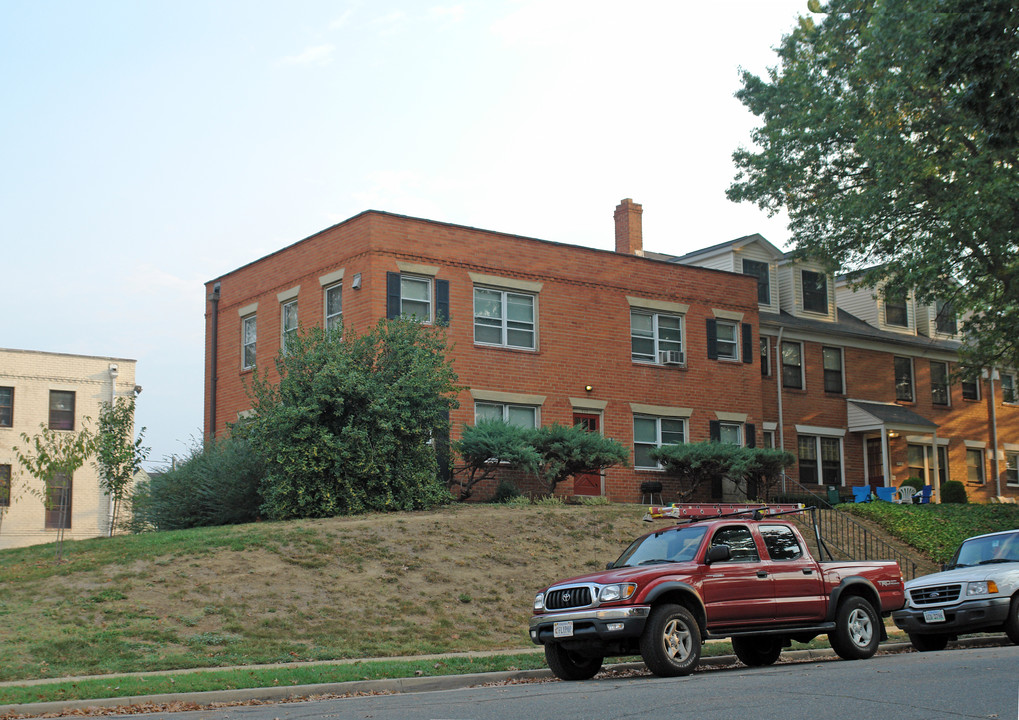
[{"x1": 1, "y1": 0, "x2": 809, "y2": 468}]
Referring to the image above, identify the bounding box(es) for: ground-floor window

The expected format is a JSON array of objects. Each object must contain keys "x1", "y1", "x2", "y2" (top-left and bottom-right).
[
  {"x1": 907, "y1": 444, "x2": 949, "y2": 486},
  {"x1": 1007, "y1": 453, "x2": 1019, "y2": 487},
  {"x1": 634, "y1": 416, "x2": 685, "y2": 470},
  {"x1": 797, "y1": 435, "x2": 842, "y2": 485},
  {"x1": 966, "y1": 448, "x2": 985, "y2": 485},
  {"x1": 44, "y1": 472, "x2": 72, "y2": 529}
]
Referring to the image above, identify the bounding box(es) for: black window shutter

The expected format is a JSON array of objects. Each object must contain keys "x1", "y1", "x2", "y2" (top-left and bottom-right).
[
  {"x1": 709, "y1": 420, "x2": 721, "y2": 442},
  {"x1": 435, "y1": 279, "x2": 450, "y2": 324},
  {"x1": 386, "y1": 272, "x2": 401, "y2": 319},
  {"x1": 746, "y1": 423, "x2": 756, "y2": 448},
  {"x1": 742, "y1": 323, "x2": 754, "y2": 364},
  {"x1": 706, "y1": 319, "x2": 718, "y2": 359}
]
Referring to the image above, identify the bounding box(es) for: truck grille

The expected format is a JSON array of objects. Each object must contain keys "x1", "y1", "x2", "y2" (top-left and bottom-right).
[
  {"x1": 545, "y1": 586, "x2": 593, "y2": 610},
  {"x1": 910, "y1": 583, "x2": 961, "y2": 606}
]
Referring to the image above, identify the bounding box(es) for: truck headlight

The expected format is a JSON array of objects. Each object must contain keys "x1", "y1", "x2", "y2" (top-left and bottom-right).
[
  {"x1": 598, "y1": 583, "x2": 637, "y2": 603},
  {"x1": 534, "y1": 592, "x2": 545, "y2": 612},
  {"x1": 967, "y1": 581, "x2": 998, "y2": 596}
]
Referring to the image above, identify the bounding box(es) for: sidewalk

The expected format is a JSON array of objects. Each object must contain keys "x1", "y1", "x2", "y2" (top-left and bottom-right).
[{"x1": 0, "y1": 636, "x2": 1010, "y2": 718}]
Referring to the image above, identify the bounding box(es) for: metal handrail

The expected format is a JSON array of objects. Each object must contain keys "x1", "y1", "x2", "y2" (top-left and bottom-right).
[{"x1": 769, "y1": 475, "x2": 922, "y2": 581}]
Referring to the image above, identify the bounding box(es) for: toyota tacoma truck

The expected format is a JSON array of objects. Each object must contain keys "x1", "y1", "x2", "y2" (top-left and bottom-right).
[
  {"x1": 892, "y1": 528, "x2": 1019, "y2": 651},
  {"x1": 529, "y1": 505, "x2": 905, "y2": 680}
]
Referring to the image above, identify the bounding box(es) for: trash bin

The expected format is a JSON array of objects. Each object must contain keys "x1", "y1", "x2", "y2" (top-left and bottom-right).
[{"x1": 827, "y1": 486, "x2": 840, "y2": 506}]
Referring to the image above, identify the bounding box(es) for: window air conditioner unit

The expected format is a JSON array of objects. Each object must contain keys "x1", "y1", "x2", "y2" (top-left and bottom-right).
[{"x1": 660, "y1": 350, "x2": 684, "y2": 365}]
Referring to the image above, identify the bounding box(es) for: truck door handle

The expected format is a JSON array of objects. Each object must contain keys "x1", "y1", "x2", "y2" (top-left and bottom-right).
[
  {"x1": 802, "y1": 568, "x2": 814, "y2": 575},
  {"x1": 756, "y1": 570, "x2": 768, "y2": 578}
]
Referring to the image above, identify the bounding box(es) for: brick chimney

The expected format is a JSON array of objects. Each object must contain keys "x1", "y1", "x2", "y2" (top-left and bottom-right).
[{"x1": 614, "y1": 198, "x2": 643, "y2": 255}]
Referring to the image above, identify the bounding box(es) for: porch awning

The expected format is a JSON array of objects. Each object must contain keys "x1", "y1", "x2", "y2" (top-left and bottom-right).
[{"x1": 846, "y1": 400, "x2": 938, "y2": 434}]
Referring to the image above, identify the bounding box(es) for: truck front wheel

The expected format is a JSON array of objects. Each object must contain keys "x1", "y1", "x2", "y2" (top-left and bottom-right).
[
  {"x1": 639, "y1": 603, "x2": 702, "y2": 677},
  {"x1": 828, "y1": 596, "x2": 880, "y2": 660},
  {"x1": 732, "y1": 636, "x2": 783, "y2": 666},
  {"x1": 544, "y1": 643, "x2": 603, "y2": 681}
]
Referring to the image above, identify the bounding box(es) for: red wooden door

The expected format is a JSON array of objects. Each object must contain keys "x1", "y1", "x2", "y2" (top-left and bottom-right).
[{"x1": 573, "y1": 413, "x2": 601, "y2": 496}]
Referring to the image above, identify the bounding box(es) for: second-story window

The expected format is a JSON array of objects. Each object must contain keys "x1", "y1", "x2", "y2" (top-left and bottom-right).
[
  {"x1": 241, "y1": 315, "x2": 257, "y2": 370},
  {"x1": 801, "y1": 270, "x2": 829, "y2": 314},
  {"x1": 822, "y1": 347, "x2": 844, "y2": 394},
  {"x1": 760, "y1": 337, "x2": 771, "y2": 377},
  {"x1": 324, "y1": 284, "x2": 342, "y2": 332},
  {"x1": 631, "y1": 311, "x2": 683, "y2": 364},
  {"x1": 930, "y1": 361, "x2": 949, "y2": 406},
  {"x1": 1002, "y1": 372, "x2": 1017, "y2": 404},
  {"x1": 894, "y1": 356, "x2": 914, "y2": 402},
  {"x1": 49, "y1": 390, "x2": 75, "y2": 430},
  {"x1": 386, "y1": 272, "x2": 450, "y2": 324},
  {"x1": 0, "y1": 387, "x2": 12, "y2": 427},
  {"x1": 742, "y1": 259, "x2": 770, "y2": 304},
  {"x1": 782, "y1": 341, "x2": 803, "y2": 389},
  {"x1": 961, "y1": 376, "x2": 981, "y2": 401},
  {"x1": 281, "y1": 300, "x2": 298, "y2": 353},
  {"x1": 474, "y1": 288, "x2": 536, "y2": 350}
]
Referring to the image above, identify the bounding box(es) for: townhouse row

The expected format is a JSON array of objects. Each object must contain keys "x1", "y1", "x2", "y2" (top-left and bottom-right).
[{"x1": 204, "y1": 200, "x2": 1019, "y2": 504}]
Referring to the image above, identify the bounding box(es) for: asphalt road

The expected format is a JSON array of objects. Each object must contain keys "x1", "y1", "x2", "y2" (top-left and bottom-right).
[{"x1": 59, "y1": 644, "x2": 1018, "y2": 720}]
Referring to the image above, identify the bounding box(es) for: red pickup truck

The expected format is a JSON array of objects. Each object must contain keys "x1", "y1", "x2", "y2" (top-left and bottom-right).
[{"x1": 529, "y1": 508, "x2": 905, "y2": 680}]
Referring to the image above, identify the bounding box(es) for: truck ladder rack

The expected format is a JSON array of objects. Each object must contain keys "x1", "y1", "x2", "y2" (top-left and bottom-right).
[{"x1": 643, "y1": 502, "x2": 806, "y2": 522}]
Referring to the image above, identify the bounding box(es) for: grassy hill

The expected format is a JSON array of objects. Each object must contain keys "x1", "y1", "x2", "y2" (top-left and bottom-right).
[{"x1": 1, "y1": 501, "x2": 1016, "y2": 687}]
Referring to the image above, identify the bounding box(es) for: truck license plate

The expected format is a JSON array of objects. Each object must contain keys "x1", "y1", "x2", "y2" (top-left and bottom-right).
[
  {"x1": 554, "y1": 621, "x2": 574, "y2": 638},
  {"x1": 923, "y1": 609, "x2": 946, "y2": 623}
]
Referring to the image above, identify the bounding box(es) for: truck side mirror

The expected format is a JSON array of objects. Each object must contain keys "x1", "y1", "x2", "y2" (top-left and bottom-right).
[{"x1": 705, "y1": 544, "x2": 731, "y2": 565}]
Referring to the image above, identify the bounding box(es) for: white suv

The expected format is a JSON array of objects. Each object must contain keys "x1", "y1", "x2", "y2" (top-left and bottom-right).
[{"x1": 892, "y1": 529, "x2": 1019, "y2": 651}]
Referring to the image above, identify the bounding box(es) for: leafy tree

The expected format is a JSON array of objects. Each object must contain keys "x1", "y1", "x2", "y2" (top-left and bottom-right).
[
  {"x1": 129, "y1": 437, "x2": 264, "y2": 531},
  {"x1": 652, "y1": 442, "x2": 756, "y2": 502},
  {"x1": 13, "y1": 423, "x2": 93, "y2": 560},
  {"x1": 246, "y1": 319, "x2": 460, "y2": 520},
  {"x1": 728, "y1": 0, "x2": 1019, "y2": 372},
  {"x1": 93, "y1": 396, "x2": 149, "y2": 536},
  {"x1": 526, "y1": 423, "x2": 630, "y2": 496},
  {"x1": 450, "y1": 420, "x2": 540, "y2": 501}
]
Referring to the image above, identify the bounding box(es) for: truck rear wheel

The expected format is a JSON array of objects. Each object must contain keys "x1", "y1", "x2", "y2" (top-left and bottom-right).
[
  {"x1": 908, "y1": 633, "x2": 949, "y2": 652},
  {"x1": 544, "y1": 643, "x2": 603, "y2": 681},
  {"x1": 732, "y1": 636, "x2": 783, "y2": 666},
  {"x1": 828, "y1": 596, "x2": 880, "y2": 660},
  {"x1": 639, "y1": 603, "x2": 701, "y2": 677}
]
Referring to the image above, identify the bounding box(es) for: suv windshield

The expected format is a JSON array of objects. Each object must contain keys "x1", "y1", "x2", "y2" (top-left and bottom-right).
[
  {"x1": 950, "y1": 531, "x2": 1019, "y2": 568},
  {"x1": 612, "y1": 526, "x2": 707, "y2": 568}
]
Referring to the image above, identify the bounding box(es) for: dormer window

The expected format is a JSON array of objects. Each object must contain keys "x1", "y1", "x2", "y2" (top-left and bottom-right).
[
  {"x1": 885, "y1": 294, "x2": 908, "y2": 327},
  {"x1": 935, "y1": 299, "x2": 957, "y2": 335},
  {"x1": 801, "y1": 271, "x2": 828, "y2": 314},
  {"x1": 742, "y1": 259, "x2": 771, "y2": 305}
]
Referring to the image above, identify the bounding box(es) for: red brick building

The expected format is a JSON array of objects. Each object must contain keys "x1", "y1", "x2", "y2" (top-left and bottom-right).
[
  {"x1": 204, "y1": 201, "x2": 763, "y2": 502},
  {"x1": 204, "y1": 200, "x2": 1019, "y2": 504}
]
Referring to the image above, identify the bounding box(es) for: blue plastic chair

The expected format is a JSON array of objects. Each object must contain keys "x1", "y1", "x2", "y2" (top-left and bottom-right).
[
  {"x1": 917, "y1": 485, "x2": 933, "y2": 504},
  {"x1": 852, "y1": 486, "x2": 872, "y2": 503},
  {"x1": 874, "y1": 486, "x2": 897, "y2": 502}
]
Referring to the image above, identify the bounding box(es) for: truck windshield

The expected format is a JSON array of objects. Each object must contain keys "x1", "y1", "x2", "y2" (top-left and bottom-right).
[
  {"x1": 949, "y1": 531, "x2": 1019, "y2": 568},
  {"x1": 612, "y1": 526, "x2": 708, "y2": 568}
]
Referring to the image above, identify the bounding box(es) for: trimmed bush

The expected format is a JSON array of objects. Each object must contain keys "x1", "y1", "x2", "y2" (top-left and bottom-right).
[{"x1": 941, "y1": 480, "x2": 968, "y2": 504}]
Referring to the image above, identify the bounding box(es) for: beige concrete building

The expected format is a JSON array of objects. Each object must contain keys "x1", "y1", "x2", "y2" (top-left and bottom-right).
[{"x1": 0, "y1": 348, "x2": 138, "y2": 550}]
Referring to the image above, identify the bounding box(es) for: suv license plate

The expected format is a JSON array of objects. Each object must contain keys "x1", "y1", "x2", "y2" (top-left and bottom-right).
[
  {"x1": 554, "y1": 621, "x2": 574, "y2": 638},
  {"x1": 923, "y1": 609, "x2": 946, "y2": 623}
]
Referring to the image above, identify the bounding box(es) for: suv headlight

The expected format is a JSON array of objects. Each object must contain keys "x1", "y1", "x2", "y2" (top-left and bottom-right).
[
  {"x1": 598, "y1": 583, "x2": 637, "y2": 603},
  {"x1": 534, "y1": 592, "x2": 545, "y2": 612},
  {"x1": 967, "y1": 581, "x2": 998, "y2": 596}
]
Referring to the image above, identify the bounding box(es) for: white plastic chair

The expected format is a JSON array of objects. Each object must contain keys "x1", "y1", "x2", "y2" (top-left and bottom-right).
[{"x1": 897, "y1": 486, "x2": 917, "y2": 504}]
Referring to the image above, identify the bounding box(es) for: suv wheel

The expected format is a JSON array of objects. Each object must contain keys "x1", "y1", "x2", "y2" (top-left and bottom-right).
[
  {"x1": 639, "y1": 603, "x2": 701, "y2": 677},
  {"x1": 828, "y1": 596, "x2": 880, "y2": 660},
  {"x1": 544, "y1": 643, "x2": 603, "y2": 681},
  {"x1": 732, "y1": 636, "x2": 783, "y2": 666}
]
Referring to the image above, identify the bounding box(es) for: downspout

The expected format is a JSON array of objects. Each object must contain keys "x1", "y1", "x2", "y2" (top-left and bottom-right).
[
  {"x1": 775, "y1": 327, "x2": 785, "y2": 493},
  {"x1": 989, "y1": 367, "x2": 1001, "y2": 495},
  {"x1": 208, "y1": 282, "x2": 221, "y2": 440}
]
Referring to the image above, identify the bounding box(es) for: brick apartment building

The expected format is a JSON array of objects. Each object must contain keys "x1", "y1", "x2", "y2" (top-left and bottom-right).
[
  {"x1": 0, "y1": 349, "x2": 139, "y2": 549},
  {"x1": 204, "y1": 200, "x2": 1019, "y2": 504}
]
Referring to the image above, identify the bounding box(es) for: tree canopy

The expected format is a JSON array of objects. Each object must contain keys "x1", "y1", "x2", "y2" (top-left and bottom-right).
[
  {"x1": 729, "y1": 0, "x2": 1019, "y2": 371},
  {"x1": 245, "y1": 319, "x2": 460, "y2": 520}
]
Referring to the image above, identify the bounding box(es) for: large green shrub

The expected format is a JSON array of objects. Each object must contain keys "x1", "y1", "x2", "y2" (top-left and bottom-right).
[
  {"x1": 247, "y1": 319, "x2": 460, "y2": 520},
  {"x1": 526, "y1": 423, "x2": 630, "y2": 495},
  {"x1": 940, "y1": 480, "x2": 968, "y2": 504},
  {"x1": 130, "y1": 437, "x2": 264, "y2": 531}
]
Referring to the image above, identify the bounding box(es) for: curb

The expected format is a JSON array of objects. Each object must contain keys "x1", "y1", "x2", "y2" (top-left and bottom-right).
[{"x1": 0, "y1": 636, "x2": 1010, "y2": 717}]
